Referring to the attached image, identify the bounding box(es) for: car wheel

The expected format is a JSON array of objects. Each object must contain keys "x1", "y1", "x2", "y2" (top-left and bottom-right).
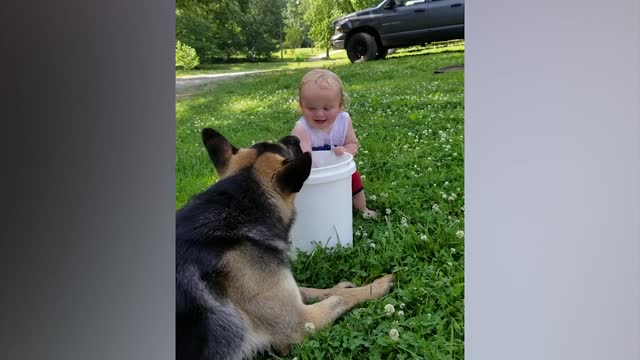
[
  {"x1": 346, "y1": 32, "x2": 378, "y2": 63},
  {"x1": 375, "y1": 47, "x2": 389, "y2": 60}
]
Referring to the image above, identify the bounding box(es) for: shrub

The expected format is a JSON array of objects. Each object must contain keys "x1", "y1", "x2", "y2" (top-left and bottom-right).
[{"x1": 175, "y1": 40, "x2": 200, "y2": 70}]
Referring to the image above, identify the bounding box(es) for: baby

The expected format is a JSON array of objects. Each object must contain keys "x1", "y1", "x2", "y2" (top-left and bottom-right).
[{"x1": 291, "y1": 69, "x2": 377, "y2": 219}]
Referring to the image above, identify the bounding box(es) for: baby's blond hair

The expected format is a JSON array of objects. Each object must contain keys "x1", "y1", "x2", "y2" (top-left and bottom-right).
[{"x1": 298, "y1": 69, "x2": 350, "y2": 107}]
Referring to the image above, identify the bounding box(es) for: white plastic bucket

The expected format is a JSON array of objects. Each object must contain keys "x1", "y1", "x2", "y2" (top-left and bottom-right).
[{"x1": 290, "y1": 151, "x2": 356, "y2": 252}]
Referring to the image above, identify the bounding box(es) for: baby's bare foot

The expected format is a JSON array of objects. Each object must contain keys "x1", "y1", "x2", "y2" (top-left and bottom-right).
[{"x1": 361, "y1": 209, "x2": 378, "y2": 220}]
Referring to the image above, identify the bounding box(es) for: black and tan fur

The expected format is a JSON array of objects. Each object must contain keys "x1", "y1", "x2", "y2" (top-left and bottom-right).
[{"x1": 176, "y1": 129, "x2": 393, "y2": 360}]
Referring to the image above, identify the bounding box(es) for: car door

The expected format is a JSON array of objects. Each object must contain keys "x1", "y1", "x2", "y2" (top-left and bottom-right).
[
  {"x1": 378, "y1": 0, "x2": 430, "y2": 47},
  {"x1": 426, "y1": 0, "x2": 464, "y2": 42}
]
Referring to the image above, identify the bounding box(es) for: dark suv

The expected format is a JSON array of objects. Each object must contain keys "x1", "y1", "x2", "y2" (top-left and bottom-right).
[{"x1": 331, "y1": 0, "x2": 464, "y2": 63}]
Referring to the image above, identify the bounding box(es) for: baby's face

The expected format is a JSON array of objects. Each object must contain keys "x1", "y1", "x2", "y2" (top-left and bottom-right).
[{"x1": 299, "y1": 84, "x2": 343, "y2": 131}]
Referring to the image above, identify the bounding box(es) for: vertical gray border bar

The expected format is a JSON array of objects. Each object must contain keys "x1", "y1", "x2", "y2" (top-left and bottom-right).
[
  {"x1": 2, "y1": 1, "x2": 175, "y2": 360},
  {"x1": 465, "y1": 0, "x2": 640, "y2": 359}
]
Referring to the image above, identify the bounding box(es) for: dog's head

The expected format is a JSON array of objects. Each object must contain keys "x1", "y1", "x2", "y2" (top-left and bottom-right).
[{"x1": 201, "y1": 128, "x2": 311, "y2": 221}]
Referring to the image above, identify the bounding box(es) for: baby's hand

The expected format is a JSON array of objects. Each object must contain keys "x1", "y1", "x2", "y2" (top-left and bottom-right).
[{"x1": 332, "y1": 146, "x2": 345, "y2": 155}]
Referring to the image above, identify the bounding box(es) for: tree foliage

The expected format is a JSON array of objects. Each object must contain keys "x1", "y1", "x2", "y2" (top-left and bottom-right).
[
  {"x1": 175, "y1": 0, "x2": 381, "y2": 63},
  {"x1": 238, "y1": 0, "x2": 286, "y2": 60},
  {"x1": 302, "y1": 0, "x2": 341, "y2": 56},
  {"x1": 284, "y1": 0, "x2": 311, "y2": 47},
  {"x1": 176, "y1": 0, "x2": 284, "y2": 62},
  {"x1": 284, "y1": 27, "x2": 304, "y2": 51}
]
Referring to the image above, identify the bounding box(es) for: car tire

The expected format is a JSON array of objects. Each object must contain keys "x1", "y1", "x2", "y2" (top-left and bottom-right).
[
  {"x1": 375, "y1": 47, "x2": 389, "y2": 60},
  {"x1": 346, "y1": 32, "x2": 378, "y2": 63}
]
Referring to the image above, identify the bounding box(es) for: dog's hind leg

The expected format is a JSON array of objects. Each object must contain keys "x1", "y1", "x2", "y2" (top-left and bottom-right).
[
  {"x1": 298, "y1": 281, "x2": 357, "y2": 302},
  {"x1": 300, "y1": 274, "x2": 393, "y2": 331}
]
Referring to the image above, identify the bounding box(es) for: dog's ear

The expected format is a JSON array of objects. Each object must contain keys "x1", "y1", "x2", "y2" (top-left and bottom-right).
[
  {"x1": 276, "y1": 152, "x2": 312, "y2": 193},
  {"x1": 279, "y1": 135, "x2": 303, "y2": 158},
  {"x1": 202, "y1": 128, "x2": 238, "y2": 175}
]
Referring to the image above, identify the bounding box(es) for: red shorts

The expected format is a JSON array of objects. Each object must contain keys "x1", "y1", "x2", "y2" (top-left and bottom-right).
[{"x1": 352, "y1": 170, "x2": 364, "y2": 196}]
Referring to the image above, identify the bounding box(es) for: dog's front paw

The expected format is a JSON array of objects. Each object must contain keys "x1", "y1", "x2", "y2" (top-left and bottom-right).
[{"x1": 368, "y1": 274, "x2": 394, "y2": 299}]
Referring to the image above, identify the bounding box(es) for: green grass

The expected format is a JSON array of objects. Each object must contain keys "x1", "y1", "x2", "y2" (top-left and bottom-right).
[
  {"x1": 176, "y1": 49, "x2": 464, "y2": 359},
  {"x1": 176, "y1": 48, "x2": 350, "y2": 78},
  {"x1": 176, "y1": 41, "x2": 464, "y2": 78}
]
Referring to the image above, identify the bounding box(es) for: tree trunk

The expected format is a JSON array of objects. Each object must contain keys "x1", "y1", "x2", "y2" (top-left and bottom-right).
[{"x1": 326, "y1": 47, "x2": 330, "y2": 59}]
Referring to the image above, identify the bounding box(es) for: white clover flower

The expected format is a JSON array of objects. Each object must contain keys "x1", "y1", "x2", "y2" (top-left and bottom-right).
[
  {"x1": 355, "y1": 230, "x2": 361, "y2": 236},
  {"x1": 304, "y1": 322, "x2": 316, "y2": 333},
  {"x1": 391, "y1": 181, "x2": 398, "y2": 186},
  {"x1": 384, "y1": 304, "x2": 395, "y2": 316},
  {"x1": 381, "y1": 192, "x2": 389, "y2": 198},
  {"x1": 386, "y1": 208, "x2": 391, "y2": 215},
  {"x1": 456, "y1": 230, "x2": 464, "y2": 239},
  {"x1": 420, "y1": 234, "x2": 428, "y2": 241},
  {"x1": 369, "y1": 242, "x2": 376, "y2": 249},
  {"x1": 389, "y1": 328, "x2": 400, "y2": 342},
  {"x1": 362, "y1": 232, "x2": 368, "y2": 238},
  {"x1": 432, "y1": 204, "x2": 440, "y2": 212},
  {"x1": 427, "y1": 313, "x2": 432, "y2": 319},
  {"x1": 444, "y1": 181, "x2": 450, "y2": 186},
  {"x1": 399, "y1": 303, "x2": 405, "y2": 309},
  {"x1": 450, "y1": 248, "x2": 456, "y2": 253},
  {"x1": 369, "y1": 195, "x2": 377, "y2": 201},
  {"x1": 428, "y1": 167, "x2": 433, "y2": 172},
  {"x1": 397, "y1": 310, "x2": 405, "y2": 317}
]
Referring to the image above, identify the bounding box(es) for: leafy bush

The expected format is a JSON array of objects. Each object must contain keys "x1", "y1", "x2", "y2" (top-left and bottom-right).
[{"x1": 175, "y1": 40, "x2": 200, "y2": 70}]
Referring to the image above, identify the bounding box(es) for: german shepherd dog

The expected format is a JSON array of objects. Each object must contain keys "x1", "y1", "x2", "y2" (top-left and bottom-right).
[{"x1": 176, "y1": 129, "x2": 393, "y2": 360}]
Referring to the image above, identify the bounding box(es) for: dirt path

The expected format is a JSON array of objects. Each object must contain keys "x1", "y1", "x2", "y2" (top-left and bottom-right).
[
  {"x1": 175, "y1": 51, "x2": 345, "y2": 100},
  {"x1": 175, "y1": 70, "x2": 272, "y2": 100}
]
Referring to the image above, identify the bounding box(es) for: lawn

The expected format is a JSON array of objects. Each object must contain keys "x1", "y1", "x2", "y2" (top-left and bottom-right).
[
  {"x1": 175, "y1": 48, "x2": 347, "y2": 78},
  {"x1": 176, "y1": 48, "x2": 465, "y2": 359},
  {"x1": 175, "y1": 41, "x2": 464, "y2": 78}
]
